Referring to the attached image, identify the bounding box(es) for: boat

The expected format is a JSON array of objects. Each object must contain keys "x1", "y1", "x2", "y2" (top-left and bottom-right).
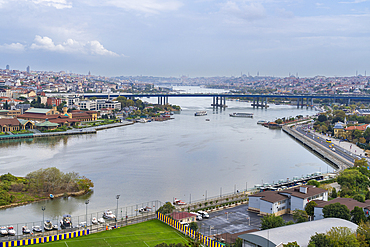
[
  {"x1": 50, "y1": 194, "x2": 54, "y2": 199},
  {"x1": 22, "y1": 226, "x2": 31, "y2": 234},
  {"x1": 138, "y1": 206, "x2": 151, "y2": 213},
  {"x1": 92, "y1": 217, "x2": 98, "y2": 225},
  {"x1": 60, "y1": 214, "x2": 72, "y2": 229},
  {"x1": 173, "y1": 198, "x2": 186, "y2": 205},
  {"x1": 98, "y1": 218, "x2": 105, "y2": 224},
  {"x1": 195, "y1": 111, "x2": 207, "y2": 116},
  {"x1": 257, "y1": 120, "x2": 268, "y2": 125},
  {"x1": 32, "y1": 226, "x2": 42, "y2": 232},
  {"x1": 44, "y1": 220, "x2": 53, "y2": 231},
  {"x1": 205, "y1": 119, "x2": 210, "y2": 121},
  {"x1": 53, "y1": 224, "x2": 58, "y2": 230},
  {"x1": 103, "y1": 210, "x2": 116, "y2": 219},
  {"x1": 0, "y1": 226, "x2": 8, "y2": 235},
  {"x1": 7, "y1": 226, "x2": 15, "y2": 236},
  {"x1": 229, "y1": 113, "x2": 253, "y2": 118}
]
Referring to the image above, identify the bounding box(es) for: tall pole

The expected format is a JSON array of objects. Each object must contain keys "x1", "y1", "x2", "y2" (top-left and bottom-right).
[
  {"x1": 116, "y1": 195, "x2": 120, "y2": 228},
  {"x1": 205, "y1": 190, "x2": 207, "y2": 201},
  {"x1": 41, "y1": 206, "x2": 45, "y2": 237},
  {"x1": 85, "y1": 200, "x2": 89, "y2": 227}
]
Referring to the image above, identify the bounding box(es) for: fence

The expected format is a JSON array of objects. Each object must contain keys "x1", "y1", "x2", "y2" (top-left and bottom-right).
[
  {"x1": 0, "y1": 200, "x2": 163, "y2": 244},
  {"x1": 157, "y1": 212, "x2": 223, "y2": 247},
  {"x1": 0, "y1": 229, "x2": 89, "y2": 247}
]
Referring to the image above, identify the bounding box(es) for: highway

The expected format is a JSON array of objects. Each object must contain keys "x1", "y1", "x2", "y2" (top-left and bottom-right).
[{"x1": 295, "y1": 125, "x2": 358, "y2": 164}]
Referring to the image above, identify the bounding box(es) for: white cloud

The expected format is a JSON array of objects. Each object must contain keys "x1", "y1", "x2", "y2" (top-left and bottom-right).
[
  {"x1": 30, "y1": 35, "x2": 120, "y2": 56},
  {"x1": 93, "y1": 0, "x2": 183, "y2": 14},
  {"x1": 339, "y1": 0, "x2": 367, "y2": 3},
  {"x1": 32, "y1": 0, "x2": 72, "y2": 9},
  {"x1": 0, "y1": 42, "x2": 25, "y2": 52},
  {"x1": 219, "y1": 1, "x2": 266, "y2": 22}
]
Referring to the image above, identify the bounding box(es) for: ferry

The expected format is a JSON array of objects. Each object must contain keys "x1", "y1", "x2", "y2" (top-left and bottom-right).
[
  {"x1": 229, "y1": 113, "x2": 253, "y2": 118},
  {"x1": 195, "y1": 111, "x2": 207, "y2": 116}
]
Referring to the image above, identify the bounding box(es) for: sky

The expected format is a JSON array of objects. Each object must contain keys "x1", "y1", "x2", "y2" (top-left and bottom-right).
[{"x1": 0, "y1": 0, "x2": 370, "y2": 78}]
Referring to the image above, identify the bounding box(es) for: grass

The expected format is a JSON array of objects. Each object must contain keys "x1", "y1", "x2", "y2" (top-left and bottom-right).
[{"x1": 39, "y1": 220, "x2": 189, "y2": 247}]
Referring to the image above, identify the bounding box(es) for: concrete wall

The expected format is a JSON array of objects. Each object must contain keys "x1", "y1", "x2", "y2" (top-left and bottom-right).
[
  {"x1": 260, "y1": 200, "x2": 273, "y2": 215},
  {"x1": 249, "y1": 197, "x2": 261, "y2": 211},
  {"x1": 291, "y1": 196, "x2": 304, "y2": 211},
  {"x1": 314, "y1": 207, "x2": 324, "y2": 220}
]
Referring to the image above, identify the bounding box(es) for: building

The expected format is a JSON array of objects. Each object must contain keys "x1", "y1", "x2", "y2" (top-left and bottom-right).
[
  {"x1": 170, "y1": 212, "x2": 196, "y2": 224},
  {"x1": 238, "y1": 218, "x2": 358, "y2": 247},
  {"x1": 0, "y1": 118, "x2": 20, "y2": 132},
  {"x1": 314, "y1": 197, "x2": 370, "y2": 220},
  {"x1": 78, "y1": 99, "x2": 97, "y2": 110},
  {"x1": 0, "y1": 109, "x2": 22, "y2": 118},
  {"x1": 26, "y1": 66, "x2": 30, "y2": 73},
  {"x1": 249, "y1": 185, "x2": 328, "y2": 216},
  {"x1": 46, "y1": 97, "x2": 64, "y2": 107},
  {"x1": 96, "y1": 99, "x2": 121, "y2": 110},
  {"x1": 6, "y1": 65, "x2": 9, "y2": 70},
  {"x1": 333, "y1": 122, "x2": 345, "y2": 138}
]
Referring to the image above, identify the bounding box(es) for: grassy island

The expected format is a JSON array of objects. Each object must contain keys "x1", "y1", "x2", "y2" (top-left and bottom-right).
[{"x1": 0, "y1": 167, "x2": 94, "y2": 208}]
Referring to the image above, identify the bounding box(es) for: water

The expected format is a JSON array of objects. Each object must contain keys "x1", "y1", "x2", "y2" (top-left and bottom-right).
[{"x1": 0, "y1": 86, "x2": 332, "y2": 225}]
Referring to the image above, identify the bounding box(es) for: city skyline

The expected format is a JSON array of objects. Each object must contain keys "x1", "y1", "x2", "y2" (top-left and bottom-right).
[{"x1": 0, "y1": 0, "x2": 369, "y2": 77}]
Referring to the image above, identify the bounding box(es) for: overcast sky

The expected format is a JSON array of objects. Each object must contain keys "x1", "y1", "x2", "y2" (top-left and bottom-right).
[{"x1": 0, "y1": 0, "x2": 369, "y2": 78}]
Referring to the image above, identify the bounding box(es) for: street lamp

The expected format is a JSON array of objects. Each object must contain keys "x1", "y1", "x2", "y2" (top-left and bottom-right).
[
  {"x1": 41, "y1": 206, "x2": 45, "y2": 237},
  {"x1": 85, "y1": 200, "x2": 89, "y2": 228},
  {"x1": 116, "y1": 195, "x2": 120, "y2": 228}
]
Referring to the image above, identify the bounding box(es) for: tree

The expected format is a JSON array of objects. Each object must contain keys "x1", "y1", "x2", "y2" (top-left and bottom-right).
[
  {"x1": 364, "y1": 128, "x2": 370, "y2": 142},
  {"x1": 308, "y1": 233, "x2": 332, "y2": 247},
  {"x1": 260, "y1": 214, "x2": 285, "y2": 230},
  {"x1": 331, "y1": 188, "x2": 337, "y2": 199},
  {"x1": 305, "y1": 201, "x2": 318, "y2": 217},
  {"x1": 292, "y1": 209, "x2": 308, "y2": 223},
  {"x1": 276, "y1": 119, "x2": 283, "y2": 124},
  {"x1": 353, "y1": 194, "x2": 365, "y2": 203},
  {"x1": 307, "y1": 179, "x2": 320, "y2": 187},
  {"x1": 354, "y1": 158, "x2": 368, "y2": 168},
  {"x1": 156, "y1": 202, "x2": 175, "y2": 215},
  {"x1": 318, "y1": 114, "x2": 327, "y2": 122},
  {"x1": 326, "y1": 227, "x2": 360, "y2": 247},
  {"x1": 283, "y1": 242, "x2": 300, "y2": 247},
  {"x1": 323, "y1": 203, "x2": 351, "y2": 220},
  {"x1": 351, "y1": 206, "x2": 366, "y2": 225},
  {"x1": 357, "y1": 221, "x2": 370, "y2": 246},
  {"x1": 189, "y1": 222, "x2": 198, "y2": 232}
]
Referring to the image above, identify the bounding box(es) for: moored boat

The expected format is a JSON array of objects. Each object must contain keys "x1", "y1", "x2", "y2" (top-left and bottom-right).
[
  {"x1": 195, "y1": 111, "x2": 207, "y2": 116},
  {"x1": 257, "y1": 120, "x2": 268, "y2": 125},
  {"x1": 229, "y1": 112, "x2": 253, "y2": 118},
  {"x1": 0, "y1": 226, "x2": 8, "y2": 236},
  {"x1": 7, "y1": 226, "x2": 15, "y2": 236},
  {"x1": 60, "y1": 214, "x2": 72, "y2": 229},
  {"x1": 92, "y1": 218, "x2": 98, "y2": 225},
  {"x1": 44, "y1": 220, "x2": 53, "y2": 231},
  {"x1": 22, "y1": 226, "x2": 31, "y2": 234},
  {"x1": 103, "y1": 210, "x2": 116, "y2": 219}
]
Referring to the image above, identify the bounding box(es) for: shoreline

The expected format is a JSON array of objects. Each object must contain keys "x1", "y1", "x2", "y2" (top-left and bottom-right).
[{"x1": 0, "y1": 190, "x2": 89, "y2": 210}]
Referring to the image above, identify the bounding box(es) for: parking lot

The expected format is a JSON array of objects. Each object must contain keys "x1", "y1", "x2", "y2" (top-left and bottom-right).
[{"x1": 197, "y1": 204, "x2": 294, "y2": 238}]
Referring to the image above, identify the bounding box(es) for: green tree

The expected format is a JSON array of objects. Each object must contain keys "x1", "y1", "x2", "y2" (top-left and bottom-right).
[
  {"x1": 318, "y1": 114, "x2": 327, "y2": 122},
  {"x1": 305, "y1": 201, "x2": 318, "y2": 217},
  {"x1": 337, "y1": 169, "x2": 369, "y2": 192},
  {"x1": 307, "y1": 179, "x2": 320, "y2": 187},
  {"x1": 357, "y1": 221, "x2": 370, "y2": 246},
  {"x1": 323, "y1": 203, "x2": 351, "y2": 220},
  {"x1": 351, "y1": 206, "x2": 366, "y2": 225},
  {"x1": 364, "y1": 128, "x2": 370, "y2": 142},
  {"x1": 353, "y1": 194, "x2": 365, "y2": 203},
  {"x1": 331, "y1": 188, "x2": 337, "y2": 199},
  {"x1": 326, "y1": 227, "x2": 359, "y2": 247},
  {"x1": 189, "y1": 222, "x2": 198, "y2": 232},
  {"x1": 308, "y1": 233, "x2": 332, "y2": 247},
  {"x1": 283, "y1": 242, "x2": 300, "y2": 247},
  {"x1": 355, "y1": 158, "x2": 368, "y2": 168},
  {"x1": 292, "y1": 209, "x2": 308, "y2": 223},
  {"x1": 275, "y1": 119, "x2": 283, "y2": 124},
  {"x1": 260, "y1": 214, "x2": 285, "y2": 230},
  {"x1": 156, "y1": 202, "x2": 175, "y2": 215}
]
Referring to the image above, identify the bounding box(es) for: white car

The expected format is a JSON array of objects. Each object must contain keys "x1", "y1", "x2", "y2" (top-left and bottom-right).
[
  {"x1": 179, "y1": 222, "x2": 189, "y2": 227},
  {"x1": 190, "y1": 212, "x2": 202, "y2": 221},
  {"x1": 197, "y1": 211, "x2": 209, "y2": 219}
]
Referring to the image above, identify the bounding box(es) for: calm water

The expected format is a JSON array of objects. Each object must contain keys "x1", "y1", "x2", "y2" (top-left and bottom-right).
[{"x1": 0, "y1": 86, "x2": 332, "y2": 225}]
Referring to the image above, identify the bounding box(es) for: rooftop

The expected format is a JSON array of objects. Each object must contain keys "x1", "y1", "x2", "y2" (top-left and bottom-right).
[{"x1": 249, "y1": 191, "x2": 289, "y2": 203}]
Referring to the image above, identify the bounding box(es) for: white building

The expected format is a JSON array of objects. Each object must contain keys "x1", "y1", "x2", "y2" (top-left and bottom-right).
[
  {"x1": 96, "y1": 99, "x2": 121, "y2": 110},
  {"x1": 78, "y1": 99, "x2": 97, "y2": 110},
  {"x1": 249, "y1": 185, "x2": 328, "y2": 216}
]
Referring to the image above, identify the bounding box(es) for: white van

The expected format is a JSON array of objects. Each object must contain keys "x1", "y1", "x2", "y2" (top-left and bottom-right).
[{"x1": 197, "y1": 210, "x2": 209, "y2": 219}]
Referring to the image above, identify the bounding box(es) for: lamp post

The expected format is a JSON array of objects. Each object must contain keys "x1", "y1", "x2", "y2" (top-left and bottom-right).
[
  {"x1": 41, "y1": 206, "x2": 45, "y2": 237},
  {"x1": 85, "y1": 200, "x2": 89, "y2": 228},
  {"x1": 116, "y1": 195, "x2": 120, "y2": 228}
]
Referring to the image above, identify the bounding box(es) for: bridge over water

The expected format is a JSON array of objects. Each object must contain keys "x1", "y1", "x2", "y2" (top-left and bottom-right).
[{"x1": 47, "y1": 92, "x2": 370, "y2": 108}]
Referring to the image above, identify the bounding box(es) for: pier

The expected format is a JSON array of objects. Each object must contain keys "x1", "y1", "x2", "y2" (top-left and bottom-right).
[{"x1": 282, "y1": 125, "x2": 353, "y2": 170}]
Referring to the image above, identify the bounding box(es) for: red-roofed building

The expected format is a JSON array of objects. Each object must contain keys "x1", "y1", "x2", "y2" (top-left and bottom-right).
[
  {"x1": 345, "y1": 124, "x2": 369, "y2": 131},
  {"x1": 171, "y1": 212, "x2": 197, "y2": 224}
]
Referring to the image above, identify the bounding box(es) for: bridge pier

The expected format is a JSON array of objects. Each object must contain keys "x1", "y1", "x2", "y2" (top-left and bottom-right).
[
  {"x1": 253, "y1": 98, "x2": 256, "y2": 108},
  {"x1": 348, "y1": 98, "x2": 351, "y2": 106},
  {"x1": 297, "y1": 98, "x2": 299, "y2": 108},
  {"x1": 211, "y1": 96, "x2": 227, "y2": 108},
  {"x1": 311, "y1": 98, "x2": 314, "y2": 109}
]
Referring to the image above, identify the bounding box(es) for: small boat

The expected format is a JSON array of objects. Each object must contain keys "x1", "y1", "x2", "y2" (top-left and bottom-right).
[
  {"x1": 44, "y1": 220, "x2": 53, "y2": 231},
  {"x1": 22, "y1": 226, "x2": 31, "y2": 234},
  {"x1": 92, "y1": 217, "x2": 98, "y2": 225},
  {"x1": 195, "y1": 111, "x2": 207, "y2": 116},
  {"x1": 257, "y1": 120, "x2": 268, "y2": 125},
  {"x1": 50, "y1": 194, "x2": 54, "y2": 199},
  {"x1": 53, "y1": 224, "x2": 58, "y2": 230},
  {"x1": 0, "y1": 226, "x2": 8, "y2": 236},
  {"x1": 103, "y1": 210, "x2": 116, "y2": 219},
  {"x1": 7, "y1": 226, "x2": 15, "y2": 236},
  {"x1": 205, "y1": 119, "x2": 210, "y2": 121},
  {"x1": 229, "y1": 113, "x2": 253, "y2": 118},
  {"x1": 139, "y1": 206, "x2": 151, "y2": 213},
  {"x1": 173, "y1": 198, "x2": 186, "y2": 205},
  {"x1": 98, "y1": 218, "x2": 105, "y2": 224},
  {"x1": 32, "y1": 226, "x2": 42, "y2": 233},
  {"x1": 60, "y1": 214, "x2": 72, "y2": 229}
]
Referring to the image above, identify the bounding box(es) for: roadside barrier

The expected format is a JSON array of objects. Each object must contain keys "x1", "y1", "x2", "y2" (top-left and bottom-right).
[
  {"x1": 157, "y1": 212, "x2": 222, "y2": 247},
  {"x1": 1, "y1": 230, "x2": 89, "y2": 247}
]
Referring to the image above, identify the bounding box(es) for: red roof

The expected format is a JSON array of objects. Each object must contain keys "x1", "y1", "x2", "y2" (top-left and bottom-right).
[
  {"x1": 345, "y1": 125, "x2": 368, "y2": 131},
  {"x1": 171, "y1": 212, "x2": 196, "y2": 220}
]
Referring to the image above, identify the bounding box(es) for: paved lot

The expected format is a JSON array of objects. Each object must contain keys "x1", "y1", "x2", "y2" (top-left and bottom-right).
[{"x1": 197, "y1": 204, "x2": 294, "y2": 237}]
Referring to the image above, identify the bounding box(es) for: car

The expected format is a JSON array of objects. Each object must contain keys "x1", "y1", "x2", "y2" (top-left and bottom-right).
[
  {"x1": 190, "y1": 212, "x2": 202, "y2": 221},
  {"x1": 179, "y1": 222, "x2": 189, "y2": 227},
  {"x1": 197, "y1": 210, "x2": 209, "y2": 219}
]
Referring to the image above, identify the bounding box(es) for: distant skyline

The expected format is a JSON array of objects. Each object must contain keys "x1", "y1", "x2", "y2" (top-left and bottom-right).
[{"x1": 0, "y1": 0, "x2": 369, "y2": 78}]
